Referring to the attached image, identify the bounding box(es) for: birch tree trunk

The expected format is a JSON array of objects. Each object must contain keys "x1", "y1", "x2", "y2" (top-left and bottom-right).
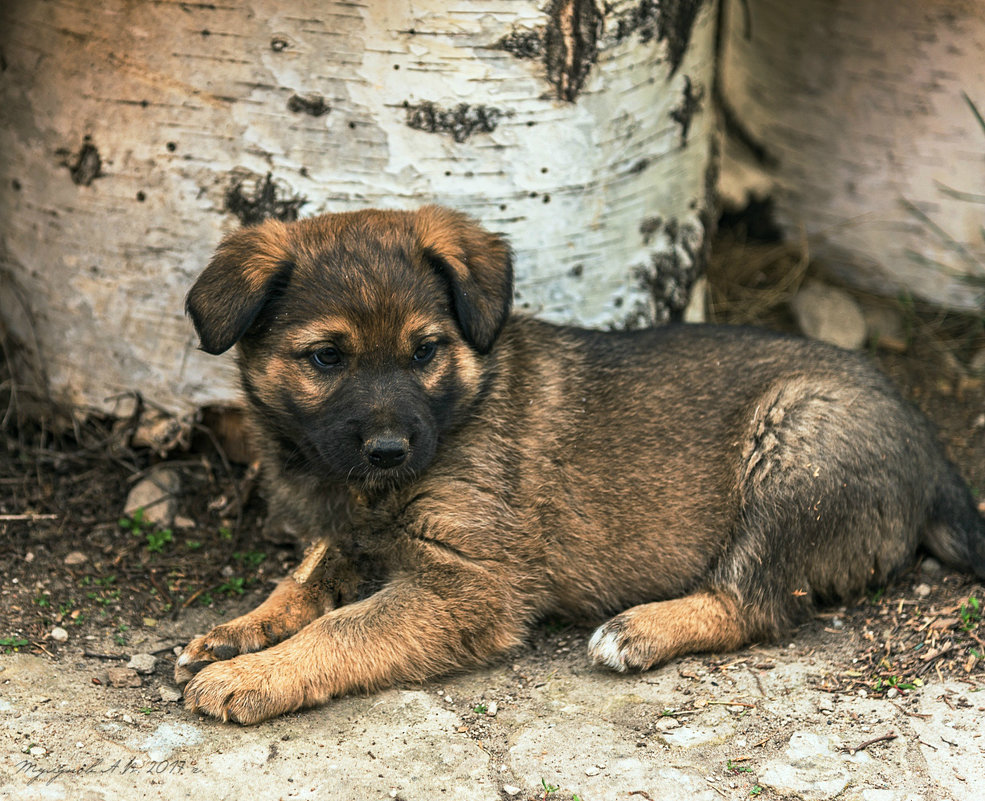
[
  {"x1": 0, "y1": 0, "x2": 718, "y2": 416},
  {"x1": 718, "y1": 0, "x2": 985, "y2": 312}
]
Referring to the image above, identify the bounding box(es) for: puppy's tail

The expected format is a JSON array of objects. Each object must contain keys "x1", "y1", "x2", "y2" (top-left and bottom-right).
[{"x1": 923, "y1": 464, "x2": 985, "y2": 579}]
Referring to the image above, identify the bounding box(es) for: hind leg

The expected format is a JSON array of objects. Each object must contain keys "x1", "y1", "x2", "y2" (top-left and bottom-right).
[{"x1": 588, "y1": 590, "x2": 752, "y2": 671}]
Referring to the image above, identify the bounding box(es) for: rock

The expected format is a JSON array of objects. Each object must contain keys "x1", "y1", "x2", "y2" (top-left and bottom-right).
[
  {"x1": 655, "y1": 716, "x2": 682, "y2": 731},
  {"x1": 817, "y1": 695, "x2": 835, "y2": 714},
  {"x1": 915, "y1": 583, "x2": 932, "y2": 598},
  {"x1": 485, "y1": 701, "x2": 498, "y2": 717},
  {"x1": 158, "y1": 685, "x2": 183, "y2": 704},
  {"x1": 921, "y1": 557, "x2": 943, "y2": 574},
  {"x1": 790, "y1": 280, "x2": 867, "y2": 350},
  {"x1": 107, "y1": 667, "x2": 142, "y2": 688},
  {"x1": 759, "y1": 732, "x2": 851, "y2": 799},
  {"x1": 127, "y1": 653, "x2": 157, "y2": 675},
  {"x1": 123, "y1": 467, "x2": 181, "y2": 528},
  {"x1": 50, "y1": 627, "x2": 69, "y2": 643},
  {"x1": 64, "y1": 551, "x2": 88, "y2": 566},
  {"x1": 502, "y1": 786, "x2": 522, "y2": 797}
]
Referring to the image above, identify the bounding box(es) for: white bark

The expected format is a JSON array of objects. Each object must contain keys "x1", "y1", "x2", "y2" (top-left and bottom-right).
[
  {"x1": 0, "y1": 0, "x2": 718, "y2": 415},
  {"x1": 718, "y1": 0, "x2": 985, "y2": 312}
]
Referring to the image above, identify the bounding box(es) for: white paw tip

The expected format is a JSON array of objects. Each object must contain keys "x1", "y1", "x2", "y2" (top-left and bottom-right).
[{"x1": 588, "y1": 625, "x2": 627, "y2": 672}]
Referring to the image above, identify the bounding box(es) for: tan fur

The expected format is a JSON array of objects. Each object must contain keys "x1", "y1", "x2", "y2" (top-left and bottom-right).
[{"x1": 177, "y1": 206, "x2": 985, "y2": 724}]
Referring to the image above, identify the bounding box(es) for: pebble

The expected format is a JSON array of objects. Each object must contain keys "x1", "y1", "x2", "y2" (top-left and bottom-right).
[
  {"x1": 158, "y1": 685, "x2": 183, "y2": 704},
  {"x1": 503, "y1": 786, "x2": 522, "y2": 797},
  {"x1": 585, "y1": 766, "x2": 600, "y2": 776},
  {"x1": 486, "y1": 701, "x2": 498, "y2": 717},
  {"x1": 50, "y1": 626, "x2": 69, "y2": 643},
  {"x1": 790, "y1": 280, "x2": 867, "y2": 350},
  {"x1": 914, "y1": 583, "x2": 932, "y2": 598},
  {"x1": 123, "y1": 467, "x2": 182, "y2": 528},
  {"x1": 128, "y1": 653, "x2": 157, "y2": 675},
  {"x1": 107, "y1": 667, "x2": 142, "y2": 688},
  {"x1": 921, "y1": 557, "x2": 943, "y2": 574},
  {"x1": 64, "y1": 551, "x2": 88, "y2": 566}
]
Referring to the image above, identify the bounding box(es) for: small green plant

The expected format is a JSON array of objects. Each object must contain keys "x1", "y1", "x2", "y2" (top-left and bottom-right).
[
  {"x1": 871, "y1": 675, "x2": 921, "y2": 693},
  {"x1": 139, "y1": 707, "x2": 159, "y2": 715},
  {"x1": 728, "y1": 759, "x2": 754, "y2": 774},
  {"x1": 233, "y1": 550, "x2": 266, "y2": 568},
  {"x1": 186, "y1": 540, "x2": 202, "y2": 550},
  {"x1": 34, "y1": 594, "x2": 51, "y2": 608},
  {"x1": 960, "y1": 595, "x2": 981, "y2": 631},
  {"x1": 217, "y1": 577, "x2": 246, "y2": 596},
  {"x1": 750, "y1": 786, "x2": 763, "y2": 796},
  {"x1": 114, "y1": 623, "x2": 129, "y2": 646},
  {"x1": 120, "y1": 508, "x2": 173, "y2": 553},
  {"x1": 1, "y1": 636, "x2": 30, "y2": 652},
  {"x1": 219, "y1": 526, "x2": 233, "y2": 541},
  {"x1": 540, "y1": 778, "x2": 559, "y2": 794},
  {"x1": 473, "y1": 703, "x2": 488, "y2": 714},
  {"x1": 145, "y1": 527, "x2": 173, "y2": 553}
]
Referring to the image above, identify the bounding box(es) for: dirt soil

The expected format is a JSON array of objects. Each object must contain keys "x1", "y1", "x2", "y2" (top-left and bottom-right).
[{"x1": 1, "y1": 250, "x2": 984, "y2": 801}]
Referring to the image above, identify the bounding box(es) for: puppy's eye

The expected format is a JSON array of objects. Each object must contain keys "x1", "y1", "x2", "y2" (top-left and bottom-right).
[
  {"x1": 412, "y1": 342, "x2": 437, "y2": 365},
  {"x1": 310, "y1": 347, "x2": 342, "y2": 369}
]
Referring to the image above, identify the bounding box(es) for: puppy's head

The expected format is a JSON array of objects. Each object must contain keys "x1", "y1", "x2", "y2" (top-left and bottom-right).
[{"x1": 186, "y1": 206, "x2": 513, "y2": 488}]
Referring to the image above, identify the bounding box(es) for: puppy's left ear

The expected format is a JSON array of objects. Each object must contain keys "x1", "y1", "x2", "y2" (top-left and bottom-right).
[{"x1": 414, "y1": 205, "x2": 514, "y2": 354}]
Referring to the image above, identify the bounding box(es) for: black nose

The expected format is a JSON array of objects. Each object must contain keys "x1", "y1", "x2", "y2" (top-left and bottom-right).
[{"x1": 363, "y1": 435, "x2": 409, "y2": 469}]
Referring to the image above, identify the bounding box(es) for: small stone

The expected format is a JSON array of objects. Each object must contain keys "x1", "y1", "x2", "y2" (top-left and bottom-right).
[
  {"x1": 174, "y1": 515, "x2": 195, "y2": 529},
  {"x1": 122, "y1": 714, "x2": 134, "y2": 724},
  {"x1": 886, "y1": 687, "x2": 899, "y2": 699},
  {"x1": 817, "y1": 696, "x2": 835, "y2": 713},
  {"x1": 444, "y1": 695, "x2": 453, "y2": 703},
  {"x1": 64, "y1": 551, "x2": 88, "y2": 566},
  {"x1": 486, "y1": 701, "x2": 498, "y2": 717},
  {"x1": 503, "y1": 786, "x2": 522, "y2": 797},
  {"x1": 50, "y1": 626, "x2": 69, "y2": 643},
  {"x1": 28, "y1": 745, "x2": 47, "y2": 757},
  {"x1": 127, "y1": 653, "x2": 157, "y2": 675},
  {"x1": 921, "y1": 557, "x2": 943, "y2": 575},
  {"x1": 585, "y1": 766, "x2": 600, "y2": 776},
  {"x1": 790, "y1": 280, "x2": 867, "y2": 350},
  {"x1": 142, "y1": 617, "x2": 158, "y2": 628},
  {"x1": 655, "y1": 716, "x2": 682, "y2": 731},
  {"x1": 123, "y1": 467, "x2": 182, "y2": 528},
  {"x1": 158, "y1": 685, "x2": 183, "y2": 704},
  {"x1": 914, "y1": 583, "x2": 932, "y2": 598},
  {"x1": 25, "y1": 551, "x2": 35, "y2": 563},
  {"x1": 831, "y1": 617, "x2": 844, "y2": 629},
  {"x1": 107, "y1": 667, "x2": 142, "y2": 688}
]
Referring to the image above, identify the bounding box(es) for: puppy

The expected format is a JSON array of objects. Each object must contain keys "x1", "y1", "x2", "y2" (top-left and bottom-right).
[{"x1": 176, "y1": 206, "x2": 985, "y2": 724}]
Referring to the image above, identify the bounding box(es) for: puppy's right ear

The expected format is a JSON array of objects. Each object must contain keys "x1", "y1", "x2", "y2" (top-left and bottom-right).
[{"x1": 186, "y1": 221, "x2": 294, "y2": 355}]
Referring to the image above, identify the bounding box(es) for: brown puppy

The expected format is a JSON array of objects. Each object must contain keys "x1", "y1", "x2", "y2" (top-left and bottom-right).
[{"x1": 176, "y1": 206, "x2": 985, "y2": 724}]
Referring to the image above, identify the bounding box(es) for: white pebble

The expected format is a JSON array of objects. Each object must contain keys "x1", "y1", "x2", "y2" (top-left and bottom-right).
[
  {"x1": 50, "y1": 626, "x2": 69, "y2": 643},
  {"x1": 486, "y1": 701, "x2": 498, "y2": 717},
  {"x1": 503, "y1": 786, "x2": 522, "y2": 797}
]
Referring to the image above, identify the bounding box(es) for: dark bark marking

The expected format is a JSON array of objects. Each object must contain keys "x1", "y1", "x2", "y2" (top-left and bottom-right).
[
  {"x1": 224, "y1": 172, "x2": 307, "y2": 226},
  {"x1": 287, "y1": 93, "x2": 330, "y2": 117},
  {"x1": 403, "y1": 101, "x2": 503, "y2": 143},
  {"x1": 631, "y1": 216, "x2": 706, "y2": 326},
  {"x1": 611, "y1": 0, "x2": 705, "y2": 76},
  {"x1": 497, "y1": 0, "x2": 705, "y2": 101},
  {"x1": 63, "y1": 136, "x2": 102, "y2": 186},
  {"x1": 669, "y1": 74, "x2": 704, "y2": 146},
  {"x1": 544, "y1": 0, "x2": 603, "y2": 102}
]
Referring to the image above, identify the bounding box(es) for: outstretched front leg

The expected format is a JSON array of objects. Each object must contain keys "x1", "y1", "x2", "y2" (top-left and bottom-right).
[
  {"x1": 588, "y1": 590, "x2": 753, "y2": 672},
  {"x1": 181, "y1": 547, "x2": 527, "y2": 724},
  {"x1": 174, "y1": 539, "x2": 356, "y2": 684}
]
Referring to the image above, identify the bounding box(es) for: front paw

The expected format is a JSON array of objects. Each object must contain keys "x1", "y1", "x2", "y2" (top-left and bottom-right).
[
  {"x1": 174, "y1": 621, "x2": 274, "y2": 685},
  {"x1": 183, "y1": 653, "x2": 306, "y2": 725}
]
